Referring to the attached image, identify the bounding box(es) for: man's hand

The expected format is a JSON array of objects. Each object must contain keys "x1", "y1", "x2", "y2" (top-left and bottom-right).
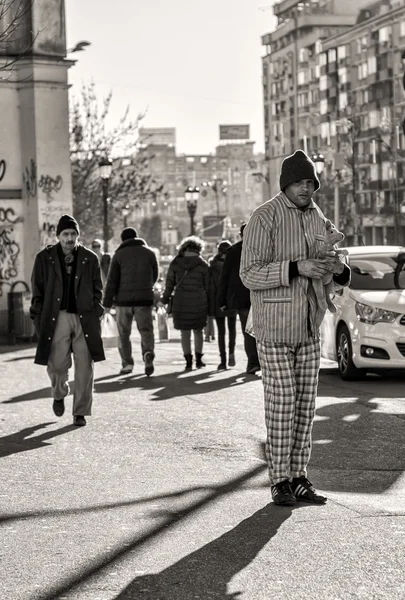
[
  {"x1": 157, "y1": 301, "x2": 165, "y2": 308},
  {"x1": 104, "y1": 307, "x2": 111, "y2": 315},
  {"x1": 297, "y1": 259, "x2": 331, "y2": 279},
  {"x1": 220, "y1": 305, "x2": 227, "y2": 312}
]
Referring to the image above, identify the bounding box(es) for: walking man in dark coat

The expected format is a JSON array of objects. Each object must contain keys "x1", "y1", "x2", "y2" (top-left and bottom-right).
[
  {"x1": 103, "y1": 227, "x2": 159, "y2": 376},
  {"x1": 218, "y1": 224, "x2": 260, "y2": 375},
  {"x1": 30, "y1": 214, "x2": 105, "y2": 427}
]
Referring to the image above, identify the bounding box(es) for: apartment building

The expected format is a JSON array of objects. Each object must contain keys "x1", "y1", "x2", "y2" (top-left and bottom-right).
[
  {"x1": 320, "y1": 0, "x2": 405, "y2": 244},
  {"x1": 262, "y1": 0, "x2": 372, "y2": 197},
  {"x1": 135, "y1": 128, "x2": 266, "y2": 251}
]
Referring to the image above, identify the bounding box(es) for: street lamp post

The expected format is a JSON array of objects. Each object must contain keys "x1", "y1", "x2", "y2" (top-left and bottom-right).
[
  {"x1": 185, "y1": 186, "x2": 200, "y2": 236},
  {"x1": 122, "y1": 204, "x2": 130, "y2": 228},
  {"x1": 99, "y1": 157, "x2": 113, "y2": 253}
]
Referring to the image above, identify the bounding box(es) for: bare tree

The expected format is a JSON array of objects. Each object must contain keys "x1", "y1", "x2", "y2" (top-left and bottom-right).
[
  {"x1": 0, "y1": 0, "x2": 35, "y2": 74},
  {"x1": 70, "y1": 82, "x2": 165, "y2": 244}
]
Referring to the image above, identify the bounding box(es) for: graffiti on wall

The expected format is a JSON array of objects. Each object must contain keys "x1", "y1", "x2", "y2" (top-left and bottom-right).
[
  {"x1": 0, "y1": 160, "x2": 6, "y2": 182},
  {"x1": 22, "y1": 159, "x2": 67, "y2": 245},
  {"x1": 0, "y1": 206, "x2": 22, "y2": 296}
]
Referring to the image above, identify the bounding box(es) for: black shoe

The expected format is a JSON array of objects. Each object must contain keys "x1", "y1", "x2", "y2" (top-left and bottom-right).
[
  {"x1": 271, "y1": 480, "x2": 297, "y2": 506},
  {"x1": 246, "y1": 365, "x2": 261, "y2": 375},
  {"x1": 217, "y1": 362, "x2": 227, "y2": 370},
  {"x1": 73, "y1": 415, "x2": 86, "y2": 427},
  {"x1": 290, "y1": 476, "x2": 327, "y2": 504},
  {"x1": 195, "y1": 352, "x2": 206, "y2": 368},
  {"x1": 52, "y1": 398, "x2": 65, "y2": 417},
  {"x1": 144, "y1": 352, "x2": 154, "y2": 376},
  {"x1": 184, "y1": 354, "x2": 193, "y2": 370},
  {"x1": 228, "y1": 353, "x2": 236, "y2": 367}
]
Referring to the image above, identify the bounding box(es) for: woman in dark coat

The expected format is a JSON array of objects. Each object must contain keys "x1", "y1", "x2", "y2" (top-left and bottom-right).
[
  {"x1": 208, "y1": 240, "x2": 237, "y2": 370},
  {"x1": 160, "y1": 236, "x2": 209, "y2": 370}
]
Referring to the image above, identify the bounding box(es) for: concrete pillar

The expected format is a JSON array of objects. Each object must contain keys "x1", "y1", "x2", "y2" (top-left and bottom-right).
[{"x1": 0, "y1": 0, "x2": 73, "y2": 336}]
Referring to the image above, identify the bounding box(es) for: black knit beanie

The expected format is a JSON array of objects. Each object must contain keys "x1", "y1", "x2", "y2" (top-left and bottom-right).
[
  {"x1": 56, "y1": 214, "x2": 80, "y2": 236},
  {"x1": 218, "y1": 240, "x2": 232, "y2": 254},
  {"x1": 121, "y1": 227, "x2": 138, "y2": 241},
  {"x1": 279, "y1": 150, "x2": 320, "y2": 192}
]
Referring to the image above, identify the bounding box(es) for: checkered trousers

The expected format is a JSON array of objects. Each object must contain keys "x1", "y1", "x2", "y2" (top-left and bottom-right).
[{"x1": 256, "y1": 338, "x2": 321, "y2": 485}]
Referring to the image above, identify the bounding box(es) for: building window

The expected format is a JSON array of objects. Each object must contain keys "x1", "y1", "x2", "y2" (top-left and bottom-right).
[
  {"x1": 367, "y1": 56, "x2": 377, "y2": 74},
  {"x1": 358, "y1": 62, "x2": 368, "y2": 80},
  {"x1": 320, "y1": 99, "x2": 328, "y2": 115},
  {"x1": 320, "y1": 122, "x2": 330, "y2": 144},
  {"x1": 382, "y1": 161, "x2": 391, "y2": 180},
  {"x1": 320, "y1": 52, "x2": 327, "y2": 66},
  {"x1": 369, "y1": 111, "x2": 379, "y2": 128},
  {"x1": 200, "y1": 157, "x2": 208, "y2": 164},
  {"x1": 338, "y1": 68, "x2": 347, "y2": 84},
  {"x1": 379, "y1": 26, "x2": 392, "y2": 44},
  {"x1": 330, "y1": 120, "x2": 336, "y2": 137},
  {"x1": 400, "y1": 20, "x2": 405, "y2": 38},
  {"x1": 319, "y1": 74, "x2": 328, "y2": 91},
  {"x1": 339, "y1": 92, "x2": 348, "y2": 111},
  {"x1": 337, "y1": 45, "x2": 346, "y2": 60},
  {"x1": 328, "y1": 49, "x2": 337, "y2": 63},
  {"x1": 186, "y1": 157, "x2": 195, "y2": 163},
  {"x1": 370, "y1": 164, "x2": 378, "y2": 181},
  {"x1": 297, "y1": 70, "x2": 307, "y2": 85},
  {"x1": 299, "y1": 48, "x2": 308, "y2": 63},
  {"x1": 315, "y1": 40, "x2": 322, "y2": 54}
]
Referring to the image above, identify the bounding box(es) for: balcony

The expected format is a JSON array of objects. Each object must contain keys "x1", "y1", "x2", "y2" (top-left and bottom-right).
[{"x1": 262, "y1": 13, "x2": 357, "y2": 45}]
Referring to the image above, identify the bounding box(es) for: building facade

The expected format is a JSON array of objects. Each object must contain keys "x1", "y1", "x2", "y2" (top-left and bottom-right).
[
  {"x1": 261, "y1": 0, "x2": 372, "y2": 197},
  {"x1": 133, "y1": 128, "x2": 267, "y2": 254},
  {"x1": 0, "y1": 0, "x2": 73, "y2": 338}
]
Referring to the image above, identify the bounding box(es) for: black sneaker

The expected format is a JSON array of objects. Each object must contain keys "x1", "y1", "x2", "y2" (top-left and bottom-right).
[
  {"x1": 290, "y1": 476, "x2": 327, "y2": 504},
  {"x1": 73, "y1": 415, "x2": 86, "y2": 427},
  {"x1": 271, "y1": 480, "x2": 297, "y2": 506},
  {"x1": 52, "y1": 398, "x2": 65, "y2": 417}
]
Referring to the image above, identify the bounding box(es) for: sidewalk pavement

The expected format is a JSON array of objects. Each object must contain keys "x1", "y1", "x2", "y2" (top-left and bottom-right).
[{"x1": 0, "y1": 320, "x2": 404, "y2": 599}]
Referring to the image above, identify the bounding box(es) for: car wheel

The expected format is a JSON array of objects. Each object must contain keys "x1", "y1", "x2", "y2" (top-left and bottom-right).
[{"x1": 336, "y1": 324, "x2": 364, "y2": 381}]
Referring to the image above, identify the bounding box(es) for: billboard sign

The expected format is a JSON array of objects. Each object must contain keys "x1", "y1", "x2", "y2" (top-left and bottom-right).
[
  {"x1": 219, "y1": 124, "x2": 250, "y2": 141},
  {"x1": 139, "y1": 127, "x2": 176, "y2": 146},
  {"x1": 202, "y1": 215, "x2": 226, "y2": 239}
]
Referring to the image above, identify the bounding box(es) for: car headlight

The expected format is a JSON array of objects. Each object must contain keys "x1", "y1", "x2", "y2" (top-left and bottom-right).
[{"x1": 355, "y1": 302, "x2": 400, "y2": 324}]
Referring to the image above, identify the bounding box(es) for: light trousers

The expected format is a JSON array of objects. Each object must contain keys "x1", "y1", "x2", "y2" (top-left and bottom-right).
[
  {"x1": 115, "y1": 306, "x2": 155, "y2": 367},
  {"x1": 47, "y1": 310, "x2": 94, "y2": 416},
  {"x1": 256, "y1": 338, "x2": 320, "y2": 485}
]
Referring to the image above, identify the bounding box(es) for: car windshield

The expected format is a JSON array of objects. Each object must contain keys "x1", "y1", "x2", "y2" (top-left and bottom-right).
[{"x1": 350, "y1": 254, "x2": 405, "y2": 290}]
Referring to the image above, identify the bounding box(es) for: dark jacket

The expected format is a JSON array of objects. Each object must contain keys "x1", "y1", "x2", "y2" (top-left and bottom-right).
[
  {"x1": 218, "y1": 240, "x2": 251, "y2": 310},
  {"x1": 103, "y1": 238, "x2": 158, "y2": 307},
  {"x1": 162, "y1": 253, "x2": 209, "y2": 330},
  {"x1": 30, "y1": 243, "x2": 105, "y2": 366},
  {"x1": 208, "y1": 253, "x2": 237, "y2": 318}
]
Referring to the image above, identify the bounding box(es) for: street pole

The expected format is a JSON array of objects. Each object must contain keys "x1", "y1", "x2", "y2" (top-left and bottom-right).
[
  {"x1": 102, "y1": 178, "x2": 109, "y2": 253},
  {"x1": 189, "y1": 210, "x2": 195, "y2": 236},
  {"x1": 334, "y1": 175, "x2": 340, "y2": 230}
]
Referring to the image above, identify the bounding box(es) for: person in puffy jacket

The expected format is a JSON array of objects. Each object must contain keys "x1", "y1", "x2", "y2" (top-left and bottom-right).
[
  {"x1": 103, "y1": 227, "x2": 158, "y2": 376},
  {"x1": 159, "y1": 236, "x2": 209, "y2": 370},
  {"x1": 208, "y1": 240, "x2": 237, "y2": 370}
]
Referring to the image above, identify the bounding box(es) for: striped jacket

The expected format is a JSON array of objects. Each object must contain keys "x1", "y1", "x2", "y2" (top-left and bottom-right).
[{"x1": 240, "y1": 191, "x2": 344, "y2": 343}]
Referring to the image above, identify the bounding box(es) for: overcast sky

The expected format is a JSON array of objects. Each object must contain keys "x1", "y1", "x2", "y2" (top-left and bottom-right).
[{"x1": 66, "y1": 0, "x2": 277, "y2": 155}]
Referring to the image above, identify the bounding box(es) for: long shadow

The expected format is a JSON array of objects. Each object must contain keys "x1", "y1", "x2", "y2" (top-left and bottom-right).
[
  {"x1": 116, "y1": 503, "x2": 294, "y2": 600},
  {"x1": 3, "y1": 355, "x2": 36, "y2": 362},
  {"x1": 94, "y1": 370, "x2": 257, "y2": 401},
  {"x1": 29, "y1": 463, "x2": 270, "y2": 600},
  {"x1": 0, "y1": 422, "x2": 78, "y2": 458},
  {"x1": 3, "y1": 381, "x2": 74, "y2": 405}
]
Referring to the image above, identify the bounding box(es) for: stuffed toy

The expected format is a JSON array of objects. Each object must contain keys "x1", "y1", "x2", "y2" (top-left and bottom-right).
[{"x1": 313, "y1": 219, "x2": 348, "y2": 314}]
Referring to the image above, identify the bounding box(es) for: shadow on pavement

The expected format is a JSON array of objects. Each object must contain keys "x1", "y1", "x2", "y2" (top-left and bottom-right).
[
  {"x1": 116, "y1": 503, "x2": 294, "y2": 600},
  {"x1": 94, "y1": 370, "x2": 256, "y2": 401},
  {"x1": 24, "y1": 463, "x2": 272, "y2": 600},
  {"x1": 3, "y1": 355, "x2": 36, "y2": 362},
  {"x1": 0, "y1": 422, "x2": 78, "y2": 458}
]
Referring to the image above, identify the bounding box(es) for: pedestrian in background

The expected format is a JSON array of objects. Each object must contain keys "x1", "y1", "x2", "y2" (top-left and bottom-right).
[
  {"x1": 91, "y1": 239, "x2": 111, "y2": 287},
  {"x1": 103, "y1": 227, "x2": 158, "y2": 376},
  {"x1": 218, "y1": 224, "x2": 260, "y2": 375},
  {"x1": 159, "y1": 236, "x2": 209, "y2": 370},
  {"x1": 30, "y1": 214, "x2": 105, "y2": 427},
  {"x1": 240, "y1": 150, "x2": 350, "y2": 506},
  {"x1": 208, "y1": 240, "x2": 237, "y2": 370}
]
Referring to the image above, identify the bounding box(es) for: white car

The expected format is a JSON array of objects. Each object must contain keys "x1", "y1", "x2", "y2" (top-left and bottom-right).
[{"x1": 321, "y1": 245, "x2": 405, "y2": 380}]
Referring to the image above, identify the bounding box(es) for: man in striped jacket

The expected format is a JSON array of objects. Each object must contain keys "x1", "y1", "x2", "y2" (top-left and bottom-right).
[{"x1": 240, "y1": 150, "x2": 350, "y2": 506}]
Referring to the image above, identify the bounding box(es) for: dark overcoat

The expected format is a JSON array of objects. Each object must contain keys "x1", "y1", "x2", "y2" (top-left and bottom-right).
[
  {"x1": 162, "y1": 253, "x2": 209, "y2": 331},
  {"x1": 217, "y1": 240, "x2": 251, "y2": 310},
  {"x1": 208, "y1": 254, "x2": 237, "y2": 318},
  {"x1": 30, "y1": 243, "x2": 105, "y2": 365}
]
